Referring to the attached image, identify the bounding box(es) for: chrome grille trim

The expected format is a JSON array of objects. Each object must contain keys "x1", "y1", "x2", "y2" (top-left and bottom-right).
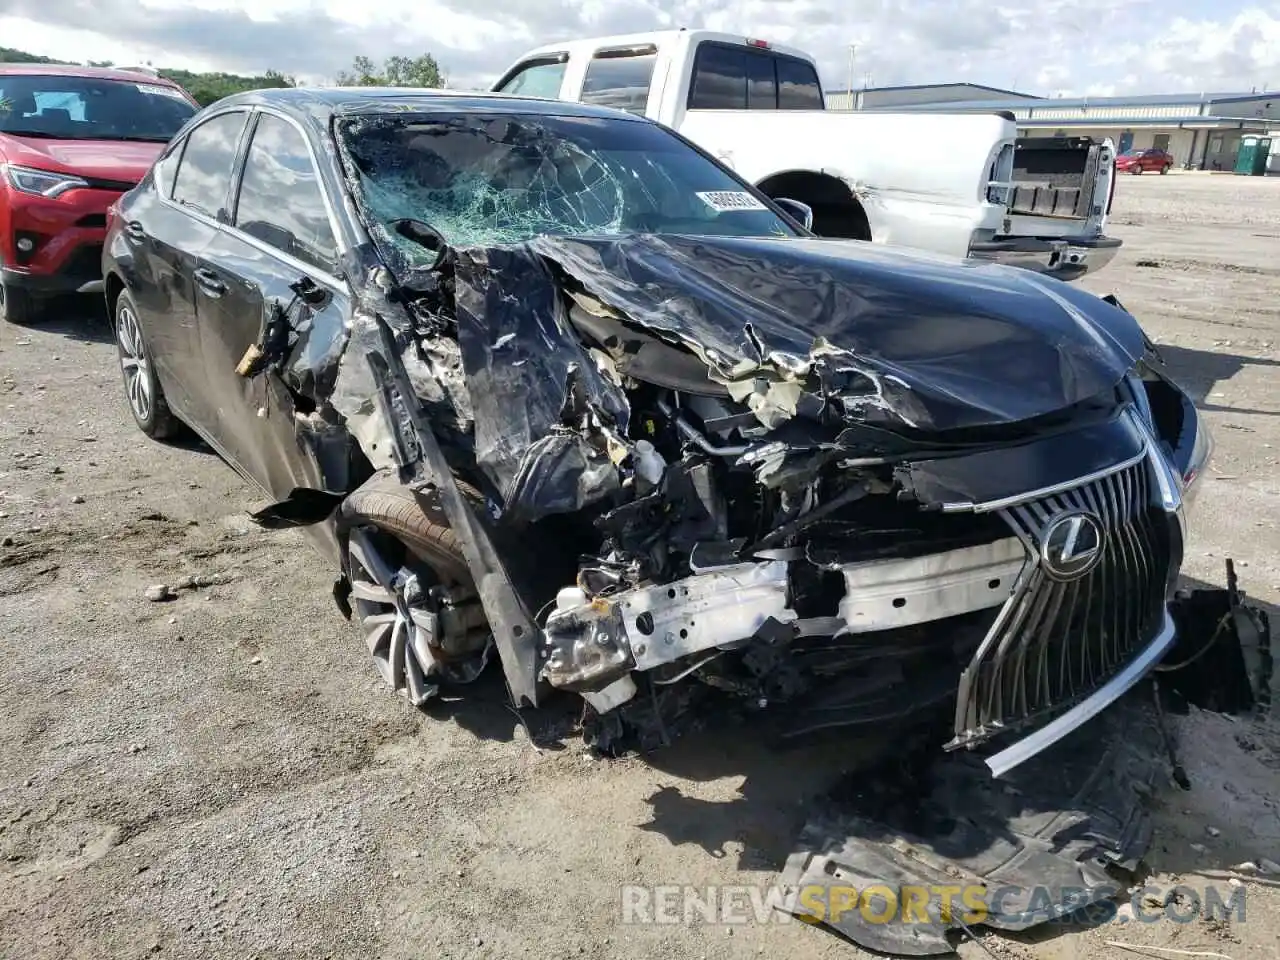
[{"x1": 949, "y1": 443, "x2": 1176, "y2": 756}]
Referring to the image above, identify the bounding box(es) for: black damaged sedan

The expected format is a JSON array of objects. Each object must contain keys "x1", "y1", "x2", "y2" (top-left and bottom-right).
[{"x1": 102, "y1": 88, "x2": 1212, "y2": 778}]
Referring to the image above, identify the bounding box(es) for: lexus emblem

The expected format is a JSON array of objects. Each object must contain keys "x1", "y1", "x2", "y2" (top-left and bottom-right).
[{"x1": 1040, "y1": 511, "x2": 1104, "y2": 580}]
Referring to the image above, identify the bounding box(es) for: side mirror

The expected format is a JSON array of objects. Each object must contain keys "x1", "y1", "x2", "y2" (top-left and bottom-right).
[
  {"x1": 390, "y1": 217, "x2": 450, "y2": 272},
  {"x1": 773, "y1": 197, "x2": 814, "y2": 232}
]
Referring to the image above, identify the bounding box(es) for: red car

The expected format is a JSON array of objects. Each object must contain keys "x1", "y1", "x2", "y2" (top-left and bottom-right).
[
  {"x1": 1115, "y1": 147, "x2": 1173, "y2": 175},
  {"x1": 0, "y1": 64, "x2": 198, "y2": 325}
]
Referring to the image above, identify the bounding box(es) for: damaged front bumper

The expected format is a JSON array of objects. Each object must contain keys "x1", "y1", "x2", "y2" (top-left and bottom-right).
[{"x1": 542, "y1": 404, "x2": 1200, "y2": 778}]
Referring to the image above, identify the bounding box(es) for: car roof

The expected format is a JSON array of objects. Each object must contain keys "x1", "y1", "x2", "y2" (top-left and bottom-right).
[
  {"x1": 0, "y1": 62, "x2": 186, "y2": 86},
  {"x1": 209, "y1": 86, "x2": 647, "y2": 125}
]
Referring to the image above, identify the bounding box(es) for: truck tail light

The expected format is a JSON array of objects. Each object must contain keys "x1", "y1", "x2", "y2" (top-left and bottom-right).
[
  {"x1": 745, "y1": 38, "x2": 770, "y2": 48},
  {"x1": 985, "y1": 143, "x2": 1015, "y2": 206}
]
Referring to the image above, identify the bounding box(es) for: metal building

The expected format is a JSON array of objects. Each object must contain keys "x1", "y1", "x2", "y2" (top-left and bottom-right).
[{"x1": 826, "y1": 86, "x2": 1280, "y2": 171}]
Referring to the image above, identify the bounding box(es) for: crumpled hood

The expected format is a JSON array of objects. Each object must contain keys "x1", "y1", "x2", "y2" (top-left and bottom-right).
[{"x1": 532, "y1": 232, "x2": 1147, "y2": 434}]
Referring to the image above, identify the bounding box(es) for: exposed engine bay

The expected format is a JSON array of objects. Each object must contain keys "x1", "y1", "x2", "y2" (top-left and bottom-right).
[{"x1": 298, "y1": 220, "x2": 1218, "y2": 777}]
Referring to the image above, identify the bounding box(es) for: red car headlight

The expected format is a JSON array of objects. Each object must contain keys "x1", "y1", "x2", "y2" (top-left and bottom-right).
[{"x1": 3, "y1": 163, "x2": 90, "y2": 199}]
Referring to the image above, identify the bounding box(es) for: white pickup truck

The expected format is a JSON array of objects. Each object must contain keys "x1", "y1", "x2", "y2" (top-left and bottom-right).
[{"x1": 493, "y1": 30, "x2": 1121, "y2": 280}]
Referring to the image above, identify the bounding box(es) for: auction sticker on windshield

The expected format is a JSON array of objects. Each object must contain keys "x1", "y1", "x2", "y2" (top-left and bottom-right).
[
  {"x1": 696, "y1": 191, "x2": 768, "y2": 212},
  {"x1": 136, "y1": 83, "x2": 188, "y2": 100}
]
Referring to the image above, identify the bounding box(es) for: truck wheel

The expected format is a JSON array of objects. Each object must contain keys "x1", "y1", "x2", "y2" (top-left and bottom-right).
[{"x1": 0, "y1": 285, "x2": 45, "y2": 325}]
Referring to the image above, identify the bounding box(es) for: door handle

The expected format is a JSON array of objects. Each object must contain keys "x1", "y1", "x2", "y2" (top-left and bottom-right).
[
  {"x1": 124, "y1": 220, "x2": 147, "y2": 242},
  {"x1": 193, "y1": 267, "x2": 226, "y2": 298}
]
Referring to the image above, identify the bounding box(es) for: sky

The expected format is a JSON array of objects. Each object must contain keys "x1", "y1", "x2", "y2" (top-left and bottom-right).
[{"x1": 0, "y1": 0, "x2": 1277, "y2": 98}]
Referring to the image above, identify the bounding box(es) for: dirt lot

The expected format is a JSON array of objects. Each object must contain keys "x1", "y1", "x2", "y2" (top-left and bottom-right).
[{"x1": 2, "y1": 173, "x2": 1279, "y2": 960}]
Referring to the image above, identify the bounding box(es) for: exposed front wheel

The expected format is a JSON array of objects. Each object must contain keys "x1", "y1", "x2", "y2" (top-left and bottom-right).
[
  {"x1": 1160, "y1": 165, "x2": 1170, "y2": 174},
  {"x1": 342, "y1": 473, "x2": 492, "y2": 705}
]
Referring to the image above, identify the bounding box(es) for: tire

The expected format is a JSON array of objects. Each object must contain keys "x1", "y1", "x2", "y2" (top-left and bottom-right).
[
  {"x1": 0, "y1": 284, "x2": 46, "y2": 325},
  {"x1": 341, "y1": 470, "x2": 483, "y2": 587},
  {"x1": 1161, "y1": 165, "x2": 1170, "y2": 175},
  {"x1": 342, "y1": 472, "x2": 494, "y2": 704},
  {"x1": 1131, "y1": 166, "x2": 1143, "y2": 175},
  {"x1": 113, "y1": 289, "x2": 179, "y2": 440}
]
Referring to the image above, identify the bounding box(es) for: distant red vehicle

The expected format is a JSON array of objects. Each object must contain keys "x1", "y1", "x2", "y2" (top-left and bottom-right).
[
  {"x1": 1115, "y1": 148, "x2": 1174, "y2": 175},
  {"x1": 0, "y1": 64, "x2": 198, "y2": 325}
]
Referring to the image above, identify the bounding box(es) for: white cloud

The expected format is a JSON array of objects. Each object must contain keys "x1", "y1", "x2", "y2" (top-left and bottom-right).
[{"x1": 1, "y1": 0, "x2": 1277, "y2": 96}]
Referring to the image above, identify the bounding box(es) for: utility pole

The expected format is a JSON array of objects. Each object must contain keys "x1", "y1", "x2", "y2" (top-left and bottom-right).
[{"x1": 847, "y1": 44, "x2": 856, "y2": 101}]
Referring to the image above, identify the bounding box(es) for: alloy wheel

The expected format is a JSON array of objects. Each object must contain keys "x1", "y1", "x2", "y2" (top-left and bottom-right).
[
  {"x1": 116, "y1": 304, "x2": 152, "y2": 423},
  {"x1": 346, "y1": 527, "x2": 489, "y2": 706}
]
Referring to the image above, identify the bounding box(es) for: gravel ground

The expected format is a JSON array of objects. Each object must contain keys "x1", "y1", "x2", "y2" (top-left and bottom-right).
[{"x1": 2, "y1": 172, "x2": 1279, "y2": 960}]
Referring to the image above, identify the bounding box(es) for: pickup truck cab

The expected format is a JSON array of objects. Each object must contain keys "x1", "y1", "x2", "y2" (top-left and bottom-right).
[{"x1": 494, "y1": 30, "x2": 1121, "y2": 280}]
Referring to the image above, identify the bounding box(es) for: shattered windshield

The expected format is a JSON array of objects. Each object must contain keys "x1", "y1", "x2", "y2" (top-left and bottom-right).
[{"x1": 337, "y1": 112, "x2": 797, "y2": 259}]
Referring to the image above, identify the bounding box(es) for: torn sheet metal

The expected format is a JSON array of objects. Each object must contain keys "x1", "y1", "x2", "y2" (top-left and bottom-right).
[
  {"x1": 452, "y1": 244, "x2": 631, "y2": 521},
  {"x1": 533, "y1": 232, "x2": 1148, "y2": 433},
  {"x1": 896, "y1": 404, "x2": 1147, "y2": 509},
  {"x1": 777, "y1": 697, "x2": 1164, "y2": 956}
]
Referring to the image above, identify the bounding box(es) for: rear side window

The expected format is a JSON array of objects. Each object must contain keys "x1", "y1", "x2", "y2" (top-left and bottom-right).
[
  {"x1": 746, "y1": 53, "x2": 776, "y2": 109},
  {"x1": 581, "y1": 49, "x2": 657, "y2": 115},
  {"x1": 494, "y1": 58, "x2": 567, "y2": 99},
  {"x1": 688, "y1": 44, "x2": 823, "y2": 110},
  {"x1": 688, "y1": 44, "x2": 746, "y2": 109},
  {"x1": 171, "y1": 111, "x2": 248, "y2": 218},
  {"x1": 777, "y1": 57, "x2": 823, "y2": 109},
  {"x1": 233, "y1": 114, "x2": 338, "y2": 274}
]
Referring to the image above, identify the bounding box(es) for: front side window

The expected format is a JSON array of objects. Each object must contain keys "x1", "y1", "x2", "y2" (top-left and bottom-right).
[
  {"x1": 580, "y1": 49, "x2": 657, "y2": 115},
  {"x1": 171, "y1": 111, "x2": 248, "y2": 218},
  {"x1": 233, "y1": 114, "x2": 338, "y2": 273},
  {"x1": 494, "y1": 59, "x2": 567, "y2": 99},
  {"x1": 339, "y1": 112, "x2": 797, "y2": 263},
  {"x1": 0, "y1": 74, "x2": 196, "y2": 142}
]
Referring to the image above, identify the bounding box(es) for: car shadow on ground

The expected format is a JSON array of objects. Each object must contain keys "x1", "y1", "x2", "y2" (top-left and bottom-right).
[
  {"x1": 23, "y1": 294, "x2": 116, "y2": 346},
  {"x1": 1158, "y1": 343, "x2": 1280, "y2": 418}
]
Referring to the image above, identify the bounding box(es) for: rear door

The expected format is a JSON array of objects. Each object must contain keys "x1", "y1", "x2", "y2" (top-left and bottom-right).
[
  {"x1": 132, "y1": 108, "x2": 249, "y2": 423},
  {"x1": 195, "y1": 109, "x2": 350, "y2": 501}
]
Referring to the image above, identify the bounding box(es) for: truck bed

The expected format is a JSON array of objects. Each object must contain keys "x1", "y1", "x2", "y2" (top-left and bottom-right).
[{"x1": 1009, "y1": 136, "x2": 1107, "y2": 220}]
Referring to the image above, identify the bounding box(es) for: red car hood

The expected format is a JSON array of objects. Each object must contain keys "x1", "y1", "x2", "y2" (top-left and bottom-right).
[{"x1": 0, "y1": 134, "x2": 165, "y2": 185}]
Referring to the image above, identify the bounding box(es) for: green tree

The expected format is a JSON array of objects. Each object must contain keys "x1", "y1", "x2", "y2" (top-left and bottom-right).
[
  {"x1": 0, "y1": 43, "x2": 298, "y2": 108},
  {"x1": 161, "y1": 67, "x2": 296, "y2": 107},
  {"x1": 336, "y1": 53, "x2": 444, "y2": 88}
]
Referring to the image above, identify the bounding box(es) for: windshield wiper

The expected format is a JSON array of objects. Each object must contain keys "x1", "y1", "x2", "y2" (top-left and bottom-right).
[{"x1": 0, "y1": 130, "x2": 62, "y2": 139}]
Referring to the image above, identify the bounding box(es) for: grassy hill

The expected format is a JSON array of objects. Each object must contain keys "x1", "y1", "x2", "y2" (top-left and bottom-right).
[{"x1": 0, "y1": 46, "x2": 293, "y2": 105}]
